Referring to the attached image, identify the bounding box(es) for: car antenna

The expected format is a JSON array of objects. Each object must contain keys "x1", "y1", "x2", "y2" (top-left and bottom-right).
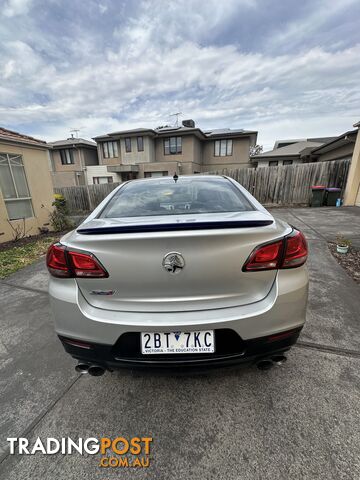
[{"x1": 173, "y1": 173, "x2": 178, "y2": 183}]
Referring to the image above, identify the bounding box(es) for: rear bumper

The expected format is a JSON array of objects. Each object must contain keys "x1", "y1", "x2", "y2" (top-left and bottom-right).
[
  {"x1": 49, "y1": 266, "x2": 308, "y2": 345},
  {"x1": 59, "y1": 327, "x2": 302, "y2": 370}
]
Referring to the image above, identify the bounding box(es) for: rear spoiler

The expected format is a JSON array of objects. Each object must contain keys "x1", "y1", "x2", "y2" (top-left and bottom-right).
[{"x1": 77, "y1": 220, "x2": 273, "y2": 235}]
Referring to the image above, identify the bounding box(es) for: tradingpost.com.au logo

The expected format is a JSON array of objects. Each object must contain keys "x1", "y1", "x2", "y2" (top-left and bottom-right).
[{"x1": 7, "y1": 436, "x2": 153, "y2": 468}]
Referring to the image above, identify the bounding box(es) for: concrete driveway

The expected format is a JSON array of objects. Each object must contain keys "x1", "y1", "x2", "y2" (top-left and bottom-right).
[{"x1": 0, "y1": 207, "x2": 359, "y2": 479}]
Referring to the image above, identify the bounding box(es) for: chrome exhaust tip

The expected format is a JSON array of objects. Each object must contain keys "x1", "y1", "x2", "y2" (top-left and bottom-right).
[
  {"x1": 75, "y1": 363, "x2": 90, "y2": 374},
  {"x1": 256, "y1": 359, "x2": 274, "y2": 371},
  {"x1": 271, "y1": 355, "x2": 287, "y2": 366},
  {"x1": 87, "y1": 365, "x2": 106, "y2": 376}
]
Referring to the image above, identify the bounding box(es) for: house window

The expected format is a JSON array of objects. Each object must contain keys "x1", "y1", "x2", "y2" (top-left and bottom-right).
[
  {"x1": 102, "y1": 141, "x2": 118, "y2": 159},
  {"x1": 164, "y1": 137, "x2": 182, "y2": 155},
  {"x1": 144, "y1": 171, "x2": 168, "y2": 178},
  {"x1": 137, "y1": 136, "x2": 144, "y2": 152},
  {"x1": 125, "y1": 137, "x2": 132, "y2": 153},
  {"x1": 60, "y1": 149, "x2": 74, "y2": 164},
  {"x1": 283, "y1": 160, "x2": 293, "y2": 165},
  {"x1": 214, "y1": 139, "x2": 233, "y2": 156},
  {"x1": 121, "y1": 172, "x2": 137, "y2": 181},
  {"x1": 93, "y1": 176, "x2": 113, "y2": 184},
  {"x1": 269, "y1": 161, "x2": 278, "y2": 167},
  {"x1": 0, "y1": 153, "x2": 34, "y2": 220}
]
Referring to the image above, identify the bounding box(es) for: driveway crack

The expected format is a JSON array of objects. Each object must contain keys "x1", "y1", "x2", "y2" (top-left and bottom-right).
[
  {"x1": 0, "y1": 374, "x2": 81, "y2": 466},
  {"x1": 287, "y1": 210, "x2": 328, "y2": 241},
  {"x1": 296, "y1": 341, "x2": 360, "y2": 359},
  {"x1": 0, "y1": 280, "x2": 48, "y2": 295}
]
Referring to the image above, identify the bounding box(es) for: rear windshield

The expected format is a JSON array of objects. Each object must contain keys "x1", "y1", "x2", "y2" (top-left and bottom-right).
[{"x1": 100, "y1": 177, "x2": 254, "y2": 218}]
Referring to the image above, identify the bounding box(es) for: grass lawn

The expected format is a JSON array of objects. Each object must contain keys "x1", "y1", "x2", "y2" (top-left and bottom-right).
[{"x1": 0, "y1": 235, "x2": 60, "y2": 279}]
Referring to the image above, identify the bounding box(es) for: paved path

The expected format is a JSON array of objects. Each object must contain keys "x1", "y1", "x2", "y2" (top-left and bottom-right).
[{"x1": 0, "y1": 207, "x2": 359, "y2": 479}]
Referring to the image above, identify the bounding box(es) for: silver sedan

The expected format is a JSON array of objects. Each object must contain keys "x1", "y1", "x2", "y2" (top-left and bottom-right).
[{"x1": 47, "y1": 175, "x2": 308, "y2": 375}]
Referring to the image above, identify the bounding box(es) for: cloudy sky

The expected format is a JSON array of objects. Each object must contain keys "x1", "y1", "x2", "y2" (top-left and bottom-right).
[{"x1": 0, "y1": 0, "x2": 359, "y2": 149}]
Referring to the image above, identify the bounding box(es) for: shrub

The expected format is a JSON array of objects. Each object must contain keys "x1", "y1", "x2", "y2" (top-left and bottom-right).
[
  {"x1": 52, "y1": 194, "x2": 69, "y2": 214},
  {"x1": 50, "y1": 194, "x2": 73, "y2": 232},
  {"x1": 336, "y1": 235, "x2": 351, "y2": 247}
]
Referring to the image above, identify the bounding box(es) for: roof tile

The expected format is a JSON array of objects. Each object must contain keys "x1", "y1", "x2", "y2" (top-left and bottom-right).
[{"x1": 0, "y1": 127, "x2": 46, "y2": 146}]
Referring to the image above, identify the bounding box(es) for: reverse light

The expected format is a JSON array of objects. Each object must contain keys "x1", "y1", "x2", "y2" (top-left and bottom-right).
[
  {"x1": 46, "y1": 243, "x2": 108, "y2": 278},
  {"x1": 281, "y1": 230, "x2": 308, "y2": 268},
  {"x1": 243, "y1": 229, "x2": 308, "y2": 271}
]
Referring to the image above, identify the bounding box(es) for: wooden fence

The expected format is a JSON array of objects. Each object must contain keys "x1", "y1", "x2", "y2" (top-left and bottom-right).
[
  {"x1": 55, "y1": 159, "x2": 351, "y2": 213},
  {"x1": 54, "y1": 183, "x2": 120, "y2": 213},
  {"x1": 207, "y1": 158, "x2": 350, "y2": 205}
]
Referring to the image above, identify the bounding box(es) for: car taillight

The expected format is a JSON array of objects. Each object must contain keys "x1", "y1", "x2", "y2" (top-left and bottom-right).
[
  {"x1": 282, "y1": 230, "x2": 308, "y2": 268},
  {"x1": 243, "y1": 229, "x2": 308, "y2": 271},
  {"x1": 46, "y1": 243, "x2": 108, "y2": 278},
  {"x1": 46, "y1": 243, "x2": 70, "y2": 277},
  {"x1": 242, "y1": 240, "x2": 284, "y2": 271},
  {"x1": 67, "y1": 250, "x2": 108, "y2": 277}
]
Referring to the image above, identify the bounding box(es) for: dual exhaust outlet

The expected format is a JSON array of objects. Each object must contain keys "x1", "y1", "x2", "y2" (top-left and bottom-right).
[
  {"x1": 75, "y1": 355, "x2": 287, "y2": 375},
  {"x1": 256, "y1": 354, "x2": 287, "y2": 370},
  {"x1": 75, "y1": 362, "x2": 106, "y2": 376}
]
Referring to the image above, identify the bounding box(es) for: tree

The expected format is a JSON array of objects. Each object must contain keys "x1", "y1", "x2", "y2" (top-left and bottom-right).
[{"x1": 250, "y1": 145, "x2": 263, "y2": 156}]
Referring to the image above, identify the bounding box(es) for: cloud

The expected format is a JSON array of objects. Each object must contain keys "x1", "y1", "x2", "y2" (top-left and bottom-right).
[
  {"x1": 98, "y1": 3, "x2": 108, "y2": 14},
  {"x1": 0, "y1": 0, "x2": 359, "y2": 147},
  {"x1": 266, "y1": 0, "x2": 358, "y2": 53},
  {"x1": 2, "y1": 0, "x2": 32, "y2": 17}
]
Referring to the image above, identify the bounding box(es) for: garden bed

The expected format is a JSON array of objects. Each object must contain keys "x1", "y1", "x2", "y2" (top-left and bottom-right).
[
  {"x1": 0, "y1": 231, "x2": 69, "y2": 278},
  {"x1": 328, "y1": 242, "x2": 360, "y2": 284}
]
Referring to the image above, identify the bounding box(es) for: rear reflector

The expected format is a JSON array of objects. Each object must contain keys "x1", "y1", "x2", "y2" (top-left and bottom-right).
[
  {"x1": 266, "y1": 329, "x2": 300, "y2": 343},
  {"x1": 243, "y1": 229, "x2": 308, "y2": 271},
  {"x1": 61, "y1": 337, "x2": 93, "y2": 349},
  {"x1": 46, "y1": 243, "x2": 108, "y2": 278}
]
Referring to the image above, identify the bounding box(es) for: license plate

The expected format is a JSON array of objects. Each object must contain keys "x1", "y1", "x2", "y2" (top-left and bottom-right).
[{"x1": 141, "y1": 330, "x2": 215, "y2": 355}]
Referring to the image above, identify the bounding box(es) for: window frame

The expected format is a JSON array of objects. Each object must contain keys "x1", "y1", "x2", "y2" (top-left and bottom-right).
[
  {"x1": 269, "y1": 160, "x2": 279, "y2": 167},
  {"x1": 137, "y1": 136, "x2": 144, "y2": 152},
  {"x1": 144, "y1": 171, "x2": 168, "y2": 178},
  {"x1": 125, "y1": 137, "x2": 132, "y2": 153},
  {"x1": 0, "y1": 152, "x2": 34, "y2": 220},
  {"x1": 93, "y1": 176, "x2": 114, "y2": 184},
  {"x1": 163, "y1": 137, "x2": 182, "y2": 155},
  {"x1": 60, "y1": 148, "x2": 74, "y2": 165},
  {"x1": 102, "y1": 141, "x2": 118, "y2": 159},
  {"x1": 283, "y1": 160, "x2": 293, "y2": 166},
  {"x1": 214, "y1": 139, "x2": 233, "y2": 157}
]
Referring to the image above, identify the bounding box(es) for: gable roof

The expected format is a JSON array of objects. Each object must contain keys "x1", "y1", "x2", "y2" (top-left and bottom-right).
[{"x1": 0, "y1": 127, "x2": 47, "y2": 148}]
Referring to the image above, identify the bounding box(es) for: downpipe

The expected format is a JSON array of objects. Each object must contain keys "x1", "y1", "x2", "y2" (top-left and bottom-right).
[
  {"x1": 75, "y1": 362, "x2": 106, "y2": 376},
  {"x1": 256, "y1": 354, "x2": 287, "y2": 370}
]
